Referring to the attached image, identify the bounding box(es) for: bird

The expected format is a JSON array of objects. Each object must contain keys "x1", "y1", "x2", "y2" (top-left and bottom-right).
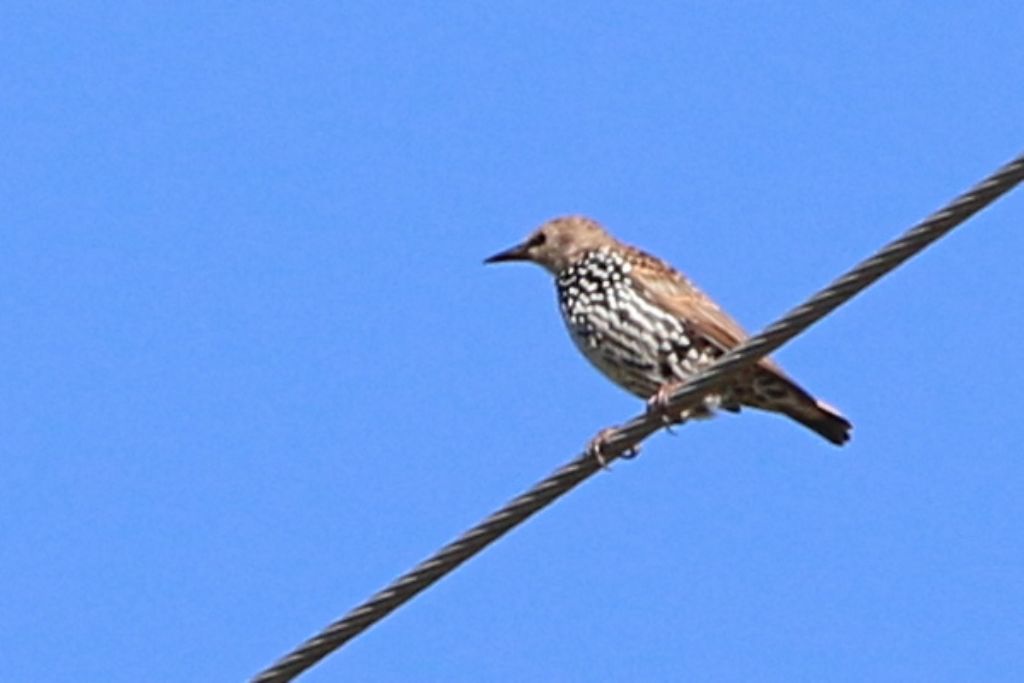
[{"x1": 484, "y1": 215, "x2": 851, "y2": 447}]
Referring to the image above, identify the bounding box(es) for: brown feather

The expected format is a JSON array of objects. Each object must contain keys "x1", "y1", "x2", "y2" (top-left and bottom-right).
[
  {"x1": 625, "y1": 244, "x2": 851, "y2": 444},
  {"x1": 625, "y1": 245, "x2": 783, "y2": 371}
]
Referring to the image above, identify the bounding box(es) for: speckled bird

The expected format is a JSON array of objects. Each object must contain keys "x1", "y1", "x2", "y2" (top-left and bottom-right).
[{"x1": 485, "y1": 215, "x2": 851, "y2": 445}]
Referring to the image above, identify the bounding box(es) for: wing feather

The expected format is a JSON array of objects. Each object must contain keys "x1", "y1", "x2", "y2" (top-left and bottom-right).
[{"x1": 625, "y1": 245, "x2": 787, "y2": 376}]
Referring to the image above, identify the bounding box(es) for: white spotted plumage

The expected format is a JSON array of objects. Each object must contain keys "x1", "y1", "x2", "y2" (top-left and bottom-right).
[{"x1": 556, "y1": 248, "x2": 719, "y2": 403}]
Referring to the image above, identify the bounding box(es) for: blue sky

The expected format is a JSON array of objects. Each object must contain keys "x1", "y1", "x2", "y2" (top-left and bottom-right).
[{"x1": 3, "y1": 4, "x2": 1023, "y2": 682}]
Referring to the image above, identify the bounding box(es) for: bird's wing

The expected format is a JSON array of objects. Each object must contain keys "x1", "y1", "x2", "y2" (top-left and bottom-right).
[
  {"x1": 626, "y1": 244, "x2": 851, "y2": 443},
  {"x1": 627, "y1": 246, "x2": 787, "y2": 375}
]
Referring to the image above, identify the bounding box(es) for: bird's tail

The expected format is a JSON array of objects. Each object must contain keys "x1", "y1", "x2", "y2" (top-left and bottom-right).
[
  {"x1": 750, "y1": 370, "x2": 852, "y2": 446},
  {"x1": 781, "y1": 397, "x2": 852, "y2": 446}
]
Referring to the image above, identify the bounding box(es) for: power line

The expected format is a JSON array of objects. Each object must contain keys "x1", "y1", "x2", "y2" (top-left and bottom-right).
[{"x1": 251, "y1": 152, "x2": 1024, "y2": 683}]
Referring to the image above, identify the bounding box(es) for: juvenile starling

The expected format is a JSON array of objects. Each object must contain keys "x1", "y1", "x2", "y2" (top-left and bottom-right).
[{"x1": 485, "y1": 215, "x2": 851, "y2": 446}]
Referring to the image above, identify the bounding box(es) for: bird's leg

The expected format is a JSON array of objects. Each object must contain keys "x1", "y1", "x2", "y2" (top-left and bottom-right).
[
  {"x1": 646, "y1": 381, "x2": 686, "y2": 431},
  {"x1": 585, "y1": 427, "x2": 640, "y2": 469}
]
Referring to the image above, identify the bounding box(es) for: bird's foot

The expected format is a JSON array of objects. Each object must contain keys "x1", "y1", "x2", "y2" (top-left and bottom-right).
[
  {"x1": 585, "y1": 427, "x2": 640, "y2": 469},
  {"x1": 646, "y1": 381, "x2": 685, "y2": 430}
]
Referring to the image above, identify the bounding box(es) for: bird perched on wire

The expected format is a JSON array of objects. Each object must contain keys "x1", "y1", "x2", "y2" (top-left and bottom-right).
[{"x1": 485, "y1": 215, "x2": 851, "y2": 449}]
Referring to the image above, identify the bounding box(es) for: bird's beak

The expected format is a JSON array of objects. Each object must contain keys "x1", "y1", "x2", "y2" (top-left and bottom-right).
[{"x1": 483, "y1": 242, "x2": 530, "y2": 264}]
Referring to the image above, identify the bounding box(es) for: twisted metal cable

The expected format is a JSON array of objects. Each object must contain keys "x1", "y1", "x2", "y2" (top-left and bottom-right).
[{"x1": 252, "y1": 152, "x2": 1024, "y2": 683}]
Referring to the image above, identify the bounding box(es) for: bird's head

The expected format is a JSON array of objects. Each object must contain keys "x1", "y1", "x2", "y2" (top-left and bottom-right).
[{"x1": 484, "y1": 215, "x2": 613, "y2": 275}]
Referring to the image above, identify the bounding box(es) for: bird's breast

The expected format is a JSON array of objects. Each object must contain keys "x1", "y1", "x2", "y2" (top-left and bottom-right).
[{"x1": 554, "y1": 250, "x2": 718, "y2": 398}]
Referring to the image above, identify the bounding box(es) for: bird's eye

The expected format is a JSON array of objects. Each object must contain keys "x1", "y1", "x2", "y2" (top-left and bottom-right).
[{"x1": 528, "y1": 232, "x2": 547, "y2": 247}]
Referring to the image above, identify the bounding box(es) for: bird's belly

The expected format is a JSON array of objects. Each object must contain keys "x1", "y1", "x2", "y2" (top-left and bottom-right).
[
  {"x1": 570, "y1": 331, "x2": 661, "y2": 398},
  {"x1": 560, "y1": 305, "x2": 671, "y2": 399},
  {"x1": 558, "y1": 288, "x2": 722, "y2": 403}
]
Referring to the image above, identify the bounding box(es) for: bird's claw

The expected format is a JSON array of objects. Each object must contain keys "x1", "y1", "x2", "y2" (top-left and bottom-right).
[
  {"x1": 586, "y1": 428, "x2": 640, "y2": 469},
  {"x1": 646, "y1": 381, "x2": 684, "y2": 429}
]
